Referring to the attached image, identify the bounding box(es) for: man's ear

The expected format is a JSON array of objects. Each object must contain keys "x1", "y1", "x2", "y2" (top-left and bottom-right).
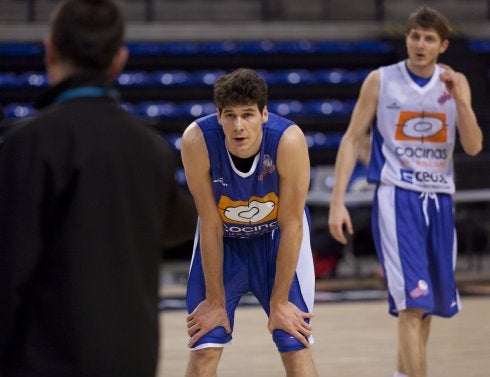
[
  {"x1": 262, "y1": 106, "x2": 269, "y2": 123},
  {"x1": 216, "y1": 107, "x2": 223, "y2": 125},
  {"x1": 43, "y1": 35, "x2": 63, "y2": 84},
  {"x1": 107, "y1": 46, "x2": 129, "y2": 78},
  {"x1": 43, "y1": 35, "x2": 58, "y2": 68},
  {"x1": 439, "y1": 39, "x2": 449, "y2": 54}
]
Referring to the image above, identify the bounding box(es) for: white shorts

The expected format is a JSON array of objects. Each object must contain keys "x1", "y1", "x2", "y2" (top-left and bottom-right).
[{"x1": 372, "y1": 184, "x2": 460, "y2": 317}]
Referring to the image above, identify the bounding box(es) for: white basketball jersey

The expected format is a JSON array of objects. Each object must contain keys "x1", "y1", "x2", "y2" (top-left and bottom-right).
[{"x1": 368, "y1": 61, "x2": 457, "y2": 193}]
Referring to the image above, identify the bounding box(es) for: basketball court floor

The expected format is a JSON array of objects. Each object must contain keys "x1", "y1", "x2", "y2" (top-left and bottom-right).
[{"x1": 157, "y1": 256, "x2": 490, "y2": 377}]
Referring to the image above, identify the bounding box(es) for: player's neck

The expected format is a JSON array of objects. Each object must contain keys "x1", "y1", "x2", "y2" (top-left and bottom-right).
[
  {"x1": 405, "y1": 59, "x2": 436, "y2": 79},
  {"x1": 405, "y1": 62, "x2": 433, "y2": 87}
]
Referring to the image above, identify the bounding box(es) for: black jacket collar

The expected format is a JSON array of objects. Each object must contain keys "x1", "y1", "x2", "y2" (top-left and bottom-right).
[{"x1": 34, "y1": 73, "x2": 116, "y2": 110}]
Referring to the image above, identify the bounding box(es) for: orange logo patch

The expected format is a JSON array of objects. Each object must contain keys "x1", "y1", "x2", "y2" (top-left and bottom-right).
[
  {"x1": 395, "y1": 111, "x2": 447, "y2": 143},
  {"x1": 217, "y1": 193, "x2": 279, "y2": 224}
]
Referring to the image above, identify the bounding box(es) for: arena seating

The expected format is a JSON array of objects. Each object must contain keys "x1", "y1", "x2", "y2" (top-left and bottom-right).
[
  {"x1": 1, "y1": 37, "x2": 489, "y2": 181},
  {"x1": 1, "y1": 37, "x2": 488, "y2": 172},
  {"x1": 0, "y1": 39, "x2": 394, "y2": 163},
  {"x1": 0, "y1": 35, "x2": 488, "y2": 266}
]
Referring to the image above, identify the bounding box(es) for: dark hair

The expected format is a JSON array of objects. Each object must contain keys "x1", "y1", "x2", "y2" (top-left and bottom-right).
[
  {"x1": 213, "y1": 68, "x2": 268, "y2": 113},
  {"x1": 406, "y1": 6, "x2": 451, "y2": 41},
  {"x1": 50, "y1": 0, "x2": 125, "y2": 71}
]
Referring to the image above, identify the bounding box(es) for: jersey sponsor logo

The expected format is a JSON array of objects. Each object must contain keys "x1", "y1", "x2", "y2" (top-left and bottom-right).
[
  {"x1": 438, "y1": 90, "x2": 452, "y2": 105},
  {"x1": 400, "y1": 169, "x2": 448, "y2": 185},
  {"x1": 394, "y1": 146, "x2": 448, "y2": 160},
  {"x1": 395, "y1": 111, "x2": 447, "y2": 143},
  {"x1": 258, "y1": 154, "x2": 276, "y2": 182},
  {"x1": 410, "y1": 280, "x2": 430, "y2": 299},
  {"x1": 400, "y1": 169, "x2": 414, "y2": 184},
  {"x1": 223, "y1": 220, "x2": 279, "y2": 236},
  {"x1": 218, "y1": 193, "x2": 279, "y2": 224}
]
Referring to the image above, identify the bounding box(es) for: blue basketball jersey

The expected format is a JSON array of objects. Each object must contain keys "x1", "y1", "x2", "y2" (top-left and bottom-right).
[{"x1": 196, "y1": 112, "x2": 295, "y2": 238}]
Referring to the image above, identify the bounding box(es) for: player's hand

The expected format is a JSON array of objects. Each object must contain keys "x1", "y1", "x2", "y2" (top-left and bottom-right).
[
  {"x1": 328, "y1": 202, "x2": 353, "y2": 245},
  {"x1": 268, "y1": 301, "x2": 313, "y2": 348},
  {"x1": 186, "y1": 299, "x2": 231, "y2": 347},
  {"x1": 438, "y1": 63, "x2": 466, "y2": 103}
]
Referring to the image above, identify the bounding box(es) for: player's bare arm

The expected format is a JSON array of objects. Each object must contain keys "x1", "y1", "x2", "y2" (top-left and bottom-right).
[
  {"x1": 328, "y1": 69, "x2": 379, "y2": 245},
  {"x1": 439, "y1": 63, "x2": 483, "y2": 156},
  {"x1": 267, "y1": 125, "x2": 313, "y2": 348},
  {"x1": 181, "y1": 122, "x2": 231, "y2": 347}
]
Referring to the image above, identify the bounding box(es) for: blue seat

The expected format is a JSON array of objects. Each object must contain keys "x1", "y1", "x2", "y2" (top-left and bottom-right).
[
  {"x1": 126, "y1": 42, "x2": 199, "y2": 56},
  {"x1": 175, "y1": 101, "x2": 216, "y2": 118},
  {"x1": 0, "y1": 43, "x2": 44, "y2": 56},
  {"x1": 310, "y1": 40, "x2": 391, "y2": 54},
  {"x1": 197, "y1": 41, "x2": 240, "y2": 55},
  {"x1": 0, "y1": 40, "x2": 392, "y2": 58},
  {"x1": 4, "y1": 103, "x2": 35, "y2": 118},
  {"x1": 149, "y1": 70, "x2": 193, "y2": 86},
  {"x1": 314, "y1": 69, "x2": 369, "y2": 85},
  {"x1": 268, "y1": 70, "x2": 314, "y2": 85},
  {"x1": 189, "y1": 70, "x2": 226, "y2": 86},
  {"x1": 0, "y1": 72, "x2": 17, "y2": 88},
  {"x1": 256, "y1": 69, "x2": 274, "y2": 84},
  {"x1": 268, "y1": 100, "x2": 304, "y2": 116},
  {"x1": 468, "y1": 39, "x2": 490, "y2": 53},
  {"x1": 16, "y1": 72, "x2": 49, "y2": 88},
  {"x1": 234, "y1": 40, "x2": 277, "y2": 54},
  {"x1": 304, "y1": 99, "x2": 356, "y2": 116},
  {"x1": 351, "y1": 40, "x2": 392, "y2": 53},
  {"x1": 116, "y1": 71, "x2": 151, "y2": 87},
  {"x1": 133, "y1": 102, "x2": 178, "y2": 118},
  {"x1": 0, "y1": 72, "x2": 48, "y2": 88},
  {"x1": 304, "y1": 131, "x2": 343, "y2": 150},
  {"x1": 314, "y1": 69, "x2": 352, "y2": 85},
  {"x1": 273, "y1": 40, "x2": 316, "y2": 54}
]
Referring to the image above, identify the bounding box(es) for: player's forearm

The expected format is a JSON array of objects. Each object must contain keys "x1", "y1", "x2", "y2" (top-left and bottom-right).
[
  {"x1": 456, "y1": 102, "x2": 483, "y2": 156},
  {"x1": 330, "y1": 135, "x2": 361, "y2": 204}
]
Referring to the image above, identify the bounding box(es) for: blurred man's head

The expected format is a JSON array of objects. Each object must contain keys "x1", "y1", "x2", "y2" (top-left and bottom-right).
[
  {"x1": 44, "y1": 0, "x2": 128, "y2": 83},
  {"x1": 406, "y1": 6, "x2": 451, "y2": 42}
]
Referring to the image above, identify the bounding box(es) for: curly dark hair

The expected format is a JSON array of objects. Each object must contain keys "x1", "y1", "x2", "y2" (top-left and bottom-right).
[
  {"x1": 213, "y1": 68, "x2": 268, "y2": 113},
  {"x1": 50, "y1": 0, "x2": 125, "y2": 71}
]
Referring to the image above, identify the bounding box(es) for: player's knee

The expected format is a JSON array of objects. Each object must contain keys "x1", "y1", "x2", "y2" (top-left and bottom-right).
[
  {"x1": 189, "y1": 326, "x2": 232, "y2": 350},
  {"x1": 272, "y1": 329, "x2": 308, "y2": 353},
  {"x1": 399, "y1": 308, "x2": 427, "y2": 325}
]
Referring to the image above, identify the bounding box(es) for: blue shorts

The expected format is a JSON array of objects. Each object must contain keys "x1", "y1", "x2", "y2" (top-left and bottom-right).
[
  {"x1": 186, "y1": 212, "x2": 315, "y2": 352},
  {"x1": 372, "y1": 184, "x2": 460, "y2": 318}
]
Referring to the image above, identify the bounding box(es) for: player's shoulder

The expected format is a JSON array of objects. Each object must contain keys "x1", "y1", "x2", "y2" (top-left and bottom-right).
[
  {"x1": 278, "y1": 123, "x2": 307, "y2": 154},
  {"x1": 366, "y1": 68, "x2": 381, "y2": 82},
  {"x1": 358, "y1": 68, "x2": 381, "y2": 96},
  {"x1": 182, "y1": 121, "x2": 205, "y2": 146}
]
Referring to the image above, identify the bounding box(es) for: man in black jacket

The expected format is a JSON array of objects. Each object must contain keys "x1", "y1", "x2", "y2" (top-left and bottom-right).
[{"x1": 0, "y1": 1, "x2": 179, "y2": 376}]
